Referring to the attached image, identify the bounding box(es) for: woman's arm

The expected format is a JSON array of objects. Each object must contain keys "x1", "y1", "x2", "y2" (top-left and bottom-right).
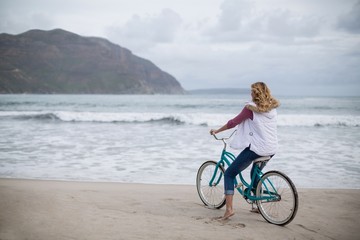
[
  {"x1": 210, "y1": 107, "x2": 253, "y2": 135},
  {"x1": 210, "y1": 124, "x2": 229, "y2": 135}
]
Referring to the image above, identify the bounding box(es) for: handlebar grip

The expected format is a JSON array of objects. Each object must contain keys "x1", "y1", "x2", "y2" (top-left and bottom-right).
[
  {"x1": 212, "y1": 134, "x2": 220, "y2": 140},
  {"x1": 211, "y1": 130, "x2": 236, "y2": 141}
]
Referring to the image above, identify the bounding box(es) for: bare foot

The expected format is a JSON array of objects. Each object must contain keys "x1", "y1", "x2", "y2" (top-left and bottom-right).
[
  {"x1": 220, "y1": 210, "x2": 235, "y2": 220},
  {"x1": 211, "y1": 216, "x2": 224, "y2": 221}
]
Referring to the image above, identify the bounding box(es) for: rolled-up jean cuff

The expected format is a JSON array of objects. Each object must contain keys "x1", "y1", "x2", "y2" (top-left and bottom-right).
[{"x1": 224, "y1": 190, "x2": 234, "y2": 195}]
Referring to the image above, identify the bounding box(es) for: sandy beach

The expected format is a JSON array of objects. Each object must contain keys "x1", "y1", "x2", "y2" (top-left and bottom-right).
[{"x1": 0, "y1": 179, "x2": 359, "y2": 240}]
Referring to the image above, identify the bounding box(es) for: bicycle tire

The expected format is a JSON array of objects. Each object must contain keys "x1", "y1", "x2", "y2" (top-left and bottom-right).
[
  {"x1": 256, "y1": 170, "x2": 298, "y2": 225},
  {"x1": 196, "y1": 161, "x2": 226, "y2": 209}
]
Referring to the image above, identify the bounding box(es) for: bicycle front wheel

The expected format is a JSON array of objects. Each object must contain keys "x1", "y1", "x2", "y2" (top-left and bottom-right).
[
  {"x1": 196, "y1": 161, "x2": 226, "y2": 209},
  {"x1": 256, "y1": 170, "x2": 298, "y2": 225}
]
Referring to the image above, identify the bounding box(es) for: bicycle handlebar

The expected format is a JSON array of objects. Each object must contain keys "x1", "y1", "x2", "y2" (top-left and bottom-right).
[{"x1": 211, "y1": 130, "x2": 237, "y2": 141}]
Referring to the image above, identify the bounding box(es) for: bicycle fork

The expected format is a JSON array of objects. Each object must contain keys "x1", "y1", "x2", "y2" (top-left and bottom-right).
[{"x1": 209, "y1": 163, "x2": 224, "y2": 187}]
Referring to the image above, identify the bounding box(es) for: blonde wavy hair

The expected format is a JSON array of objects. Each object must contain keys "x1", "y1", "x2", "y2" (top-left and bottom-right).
[{"x1": 246, "y1": 82, "x2": 280, "y2": 113}]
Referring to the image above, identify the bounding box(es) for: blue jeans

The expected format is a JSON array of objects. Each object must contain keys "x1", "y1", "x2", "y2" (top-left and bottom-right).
[{"x1": 224, "y1": 147, "x2": 262, "y2": 195}]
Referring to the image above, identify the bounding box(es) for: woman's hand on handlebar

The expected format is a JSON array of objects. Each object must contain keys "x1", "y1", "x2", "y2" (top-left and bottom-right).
[
  {"x1": 210, "y1": 124, "x2": 228, "y2": 136},
  {"x1": 210, "y1": 129, "x2": 217, "y2": 135}
]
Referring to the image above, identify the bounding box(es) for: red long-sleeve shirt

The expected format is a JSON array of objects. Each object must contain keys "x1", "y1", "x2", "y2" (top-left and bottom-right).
[{"x1": 226, "y1": 107, "x2": 253, "y2": 129}]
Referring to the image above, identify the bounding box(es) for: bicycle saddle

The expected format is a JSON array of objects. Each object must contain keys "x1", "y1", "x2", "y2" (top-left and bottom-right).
[{"x1": 253, "y1": 156, "x2": 271, "y2": 163}]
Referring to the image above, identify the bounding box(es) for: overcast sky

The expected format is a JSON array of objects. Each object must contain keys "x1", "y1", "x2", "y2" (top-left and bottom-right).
[{"x1": 1, "y1": 0, "x2": 359, "y2": 96}]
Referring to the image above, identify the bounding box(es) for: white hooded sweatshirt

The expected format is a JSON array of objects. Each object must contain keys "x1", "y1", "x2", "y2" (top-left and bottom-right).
[{"x1": 230, "y1": 103, "x2": 278, "y2": 156}]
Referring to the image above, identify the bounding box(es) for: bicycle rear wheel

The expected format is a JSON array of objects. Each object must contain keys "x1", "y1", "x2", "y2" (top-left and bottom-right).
[
  {"x1": 256, "y1": 170, "x2": 298, "y2": 225},
  {"x1": 196, "y1": 161, "x2": 226, "y2": 209}
]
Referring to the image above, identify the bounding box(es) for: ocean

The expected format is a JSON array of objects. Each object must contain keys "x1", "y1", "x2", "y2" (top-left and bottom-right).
[{"x1": 0, "y1": 94, "x2": 359, "y2": 189}]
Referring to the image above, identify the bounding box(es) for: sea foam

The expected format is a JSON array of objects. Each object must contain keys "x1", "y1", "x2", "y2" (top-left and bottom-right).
[{"x1": 0, "y1": 111, "x2": 359, "y2": 127}]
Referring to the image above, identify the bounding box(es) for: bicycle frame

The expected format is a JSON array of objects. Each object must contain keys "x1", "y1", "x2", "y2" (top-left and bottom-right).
[{"x1": 209, "y1": 134, "x2": 278, "y2": 202}]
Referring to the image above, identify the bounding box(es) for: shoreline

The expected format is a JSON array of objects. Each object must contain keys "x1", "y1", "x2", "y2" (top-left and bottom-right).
[
  {"x1": 1, "y1": 177, "x2": 359, "y2": 190},
  {"x1": 1, "y1": 178, "x2": 359, "y2": 240}
]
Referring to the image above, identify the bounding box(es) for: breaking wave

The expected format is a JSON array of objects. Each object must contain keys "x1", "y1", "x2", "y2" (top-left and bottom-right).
[{"x1": 0, "y1": 111, "x2": 359, "y2": 127}]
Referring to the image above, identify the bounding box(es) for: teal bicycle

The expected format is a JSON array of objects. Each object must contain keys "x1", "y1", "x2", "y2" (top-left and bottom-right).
[{"x1": 196, "y1": 132, "x2": 298, "y2": 225}]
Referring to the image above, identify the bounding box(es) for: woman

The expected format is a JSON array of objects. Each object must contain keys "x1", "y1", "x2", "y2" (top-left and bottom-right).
[{"x1": 210, "y1": 82, "x2": 280, "y2": 220}]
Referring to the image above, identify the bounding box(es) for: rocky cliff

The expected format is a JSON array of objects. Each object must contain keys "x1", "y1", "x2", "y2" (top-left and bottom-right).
[{"x1": 0, "y1": 29, "x2": 184, "y2": 94}]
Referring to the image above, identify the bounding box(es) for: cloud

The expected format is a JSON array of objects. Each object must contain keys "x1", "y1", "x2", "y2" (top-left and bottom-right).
[
  {"x1": 204, "y1": 0, "x2": 322, "y2": 43},
  {"x1": 0, "y1": 10, "x2": 55, "y2": 34},
  {"x1": 337, "y1": 0, "x2": 360, "y2": 34},
  {"x1": 265, "y1": 10, "x2": 321, "y2": 38},
  {"x1": 133, "y1": 1, "x2": 358, "y2": 96},
  {"x1": 217, "y1": 0, "x2": 254, "y2": 31},
  {"x1": 106, "y1": 8, "x2": 182, "y2": 52},
  {"x1": 0, "y1": 0, "x2": 358, "y2": 95},
  {"x1": 31, "y1": 13, "x2": 55, "y2": 29}
]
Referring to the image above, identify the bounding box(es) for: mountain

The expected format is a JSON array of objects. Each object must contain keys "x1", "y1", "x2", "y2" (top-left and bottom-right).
[{"x1": 0, "y1": 29, "x2": 185, "y2": 94}]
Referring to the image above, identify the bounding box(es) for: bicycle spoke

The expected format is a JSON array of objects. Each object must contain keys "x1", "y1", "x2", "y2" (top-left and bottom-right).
[
  {"x1": 196, "y1": 161, "x2": 226, "y2": 209},
  {"x1": 257, "y1": 171, "x2": 298, "y2": 225}
]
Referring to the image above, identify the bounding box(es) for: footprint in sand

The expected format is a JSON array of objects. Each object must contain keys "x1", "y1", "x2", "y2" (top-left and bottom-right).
[
  {"x1": 192, "y1": 215, "x2": 245, "y2": 228},
  {"x1": 232, "y1": 223, "x2": 246, "y2": 228}
]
